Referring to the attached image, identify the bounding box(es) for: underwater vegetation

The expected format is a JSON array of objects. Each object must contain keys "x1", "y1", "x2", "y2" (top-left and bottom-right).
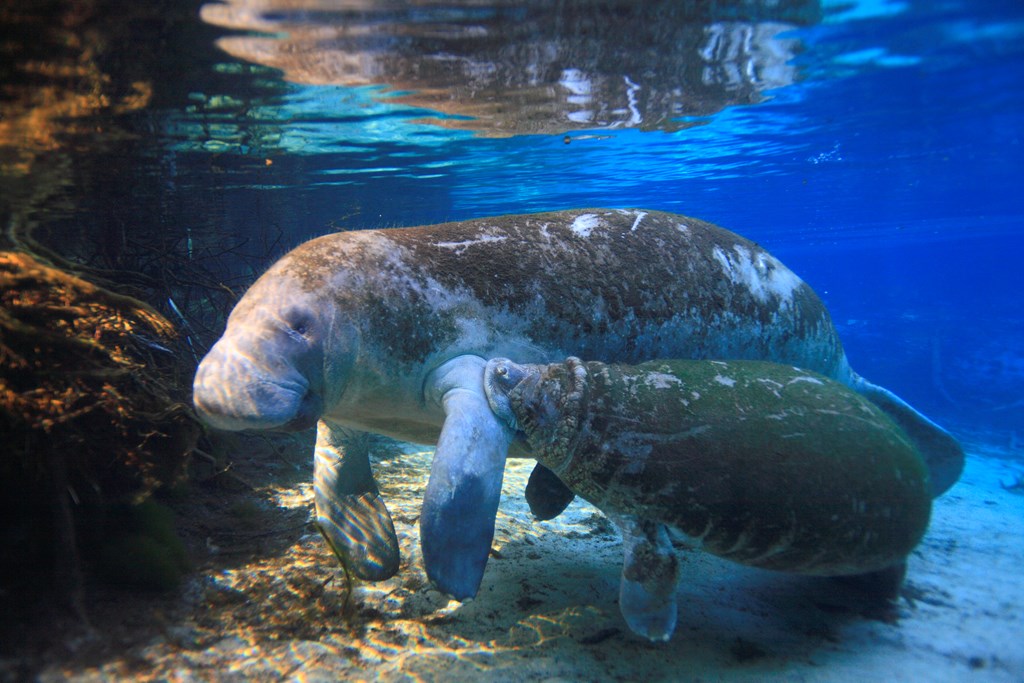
[{"x1": 0, "y1": 251, "x2": 199, "y2": 604}]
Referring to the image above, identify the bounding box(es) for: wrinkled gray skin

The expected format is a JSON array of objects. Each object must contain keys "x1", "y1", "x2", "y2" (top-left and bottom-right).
[{"x1": 192, "y1": 209, "x2": 964, "y2": 601}]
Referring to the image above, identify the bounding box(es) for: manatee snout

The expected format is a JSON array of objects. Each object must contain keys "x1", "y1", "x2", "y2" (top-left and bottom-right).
[{"x1": 193, "y1": 340, "x2": 319, "y2": 432}]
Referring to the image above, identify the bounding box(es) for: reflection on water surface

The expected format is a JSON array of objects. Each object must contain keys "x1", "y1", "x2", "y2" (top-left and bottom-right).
[{"x1": 201, "y1": 0, "x2": 821, "y2": 135}]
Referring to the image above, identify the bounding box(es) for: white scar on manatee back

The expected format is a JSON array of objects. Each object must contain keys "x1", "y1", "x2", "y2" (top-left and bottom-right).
[
  {"x1": 433, "y1": 233, "x2": 509, "y2": 256},
  {"x1": 712, "y1": 243, "x2": 802, "y2": 308},
  {"x1": 570, "y1": 213, "x2": 601, "y2": 238}
]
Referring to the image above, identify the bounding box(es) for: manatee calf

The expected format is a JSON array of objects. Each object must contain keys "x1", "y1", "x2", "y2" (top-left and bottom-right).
[
  {"x1": 484, "y1": 356, "x2": 932, "y2": 641},
  {"x1": 191, "y1": 209, "x2": 961, "y2": 600}
]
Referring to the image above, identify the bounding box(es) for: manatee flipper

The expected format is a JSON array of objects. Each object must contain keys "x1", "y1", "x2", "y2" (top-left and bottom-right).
[
  {"x1": 313, "y1": 420, "x2": 400, "y2": 581},
  {"x1": 525, "y1": 463, "x2": 576, "y2": 520},
  {"x1": 421, "y1": 356, "x2": 514, "y2": 600},
  {"x1": 851, "y1": 374, "x2": 964, "y2": 497},
  {"x1": 613, "y1": 515, "x2": 680, "y2": 642}
]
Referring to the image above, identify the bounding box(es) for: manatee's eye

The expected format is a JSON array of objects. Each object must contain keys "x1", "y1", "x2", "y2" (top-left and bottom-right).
[
  {"x1": 495, "y1": 365, "x2": 508, "y2": 378},
  {"x1": 281, "y1": 309, "x2": 313, "y2": 337}
]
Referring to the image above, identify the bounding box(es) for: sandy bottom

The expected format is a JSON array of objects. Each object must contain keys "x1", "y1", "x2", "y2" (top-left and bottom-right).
[{"x1": 10, "y1": 437, "x2": 1024, "y2": 682}]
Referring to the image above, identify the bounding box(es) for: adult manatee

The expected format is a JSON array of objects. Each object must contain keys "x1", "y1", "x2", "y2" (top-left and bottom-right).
[
  {"x1": 484, "y1": 356, "x2": 932, "y2": 640},
  {"x1": 191, "y1": 208, "x2": 962, "y2": 600}
]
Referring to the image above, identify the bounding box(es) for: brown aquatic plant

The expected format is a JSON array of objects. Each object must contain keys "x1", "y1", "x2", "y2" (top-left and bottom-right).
[{"x1": 0, "y1": 250, "x2": 200, "y2": 613}]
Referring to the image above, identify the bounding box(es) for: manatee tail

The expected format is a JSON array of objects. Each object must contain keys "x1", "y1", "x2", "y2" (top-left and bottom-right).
[{"x1": 849, "y1": 373, "x2": 965, "y2": 497}]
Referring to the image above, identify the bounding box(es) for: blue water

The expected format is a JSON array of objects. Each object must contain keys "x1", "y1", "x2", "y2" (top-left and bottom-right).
[{"x1": 165, "y1": 0, "x2": 1023, "y2": 442}]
